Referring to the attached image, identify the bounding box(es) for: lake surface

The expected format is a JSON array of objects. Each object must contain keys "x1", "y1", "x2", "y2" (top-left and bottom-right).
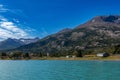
[{"x1": 0, "y1": 60, "x2": 120, "y2": 80}]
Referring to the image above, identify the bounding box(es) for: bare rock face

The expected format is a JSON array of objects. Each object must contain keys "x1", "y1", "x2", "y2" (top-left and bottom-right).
[{"x1": 89, "y1": 15, "x2": 120, "y2": 23}]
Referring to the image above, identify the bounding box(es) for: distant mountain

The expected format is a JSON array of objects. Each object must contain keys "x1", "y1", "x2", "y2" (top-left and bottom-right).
[
  {"x1": 19, "y1": 37, "x2": 39, "y2": 44},
  {"x1": 0, "y1": 37, "x2": 39, "y2": 50},
  {"x1": 10, "y1": 15, "x2": 120, "y2": 54},
  {"x1": 0, "y1": 38, "x2": 24, "y2": 50}
]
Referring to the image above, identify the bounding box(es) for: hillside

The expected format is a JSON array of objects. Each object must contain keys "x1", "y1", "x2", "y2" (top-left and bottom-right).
[
  {"x1": 0, "y1": 38, "x2": 24, "y2": 50},
  {"x1": 11, "y1": 15, "x2": 120, "y2": 55},
  {"x1": 0, "y1": 38, "x2": 39, "y2": 50}
]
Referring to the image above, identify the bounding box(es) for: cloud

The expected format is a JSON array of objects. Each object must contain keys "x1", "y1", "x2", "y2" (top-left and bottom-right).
[
  {"x1": 0, "y1": 4, "x2": 36, "y2": 41},
  {"x1": 41, "y1": 27, "x2": 48, "y2": 36},
  {"x1": 0, "y1": 4, "x2": 8, "y2": 12},
  {"x1": 0, "y1": 16, "x2": 28, "y2": 40},
  {"x1": 0, "y1": 4, "x2": 27, "y2": 18}
]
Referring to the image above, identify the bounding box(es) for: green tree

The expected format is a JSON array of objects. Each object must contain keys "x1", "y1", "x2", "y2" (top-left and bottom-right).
[
  {"x1": 113, "y1": 45, "x2": 120, "y2": 54},
  {"x1": 13, "y1": 51, "x2": 22, "y2": 59},
  {"x1": 23, "y1": 53, "x2": 30, "y2": 59},
  {"x1": 0, "y1": 52, "x2": 7, "y2": 59},
  {"x1": 38, "y1": 52, "x2": 43, "y2": 57},
  {"x1": 76, "y1": 50, "x2": 83, "y2": 57},
  {"x1": 72, "y1": 51, "x2": 78, "y2": 56}
]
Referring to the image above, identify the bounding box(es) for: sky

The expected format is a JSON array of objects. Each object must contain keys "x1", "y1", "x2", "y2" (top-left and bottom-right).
[{"x1": 0, "y1": 0, "x2": 120, "y2": 41}]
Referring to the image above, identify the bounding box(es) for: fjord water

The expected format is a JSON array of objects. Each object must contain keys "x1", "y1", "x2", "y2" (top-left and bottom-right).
[{"x1": 0, "y1": 60, "x2": 120, "y2": 80}]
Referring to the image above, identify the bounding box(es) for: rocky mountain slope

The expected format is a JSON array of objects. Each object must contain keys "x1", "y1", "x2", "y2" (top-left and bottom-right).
[{"x1": 12, "y1": 15, "x2": 120, "y2": 54}]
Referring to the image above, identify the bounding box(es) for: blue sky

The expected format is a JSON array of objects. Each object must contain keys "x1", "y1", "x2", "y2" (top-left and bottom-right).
[{"x1": 0, "y1": 0, "x2": 120, "y2": 40}]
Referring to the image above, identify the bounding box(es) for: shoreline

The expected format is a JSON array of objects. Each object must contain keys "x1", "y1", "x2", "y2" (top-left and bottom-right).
[{"x1": 0, "y1": 56, "x2": 120, "y2": 61}]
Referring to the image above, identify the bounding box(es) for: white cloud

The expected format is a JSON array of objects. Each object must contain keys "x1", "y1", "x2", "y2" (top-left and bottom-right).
[
  {"x1": 0, "y1": 4, "x2": 8, "y2": 12},
  {"x1": 41, "y1": 27, "x2": 48, "y2": 36},
  {"x1": 0, "y1": 4, "x2": 36, "y2": 41},
  {"x1": 0, "y1": 16, "x2": 28, "y2": 40},
  {"x1": 13, "y1": 18, "x2": 20, "y2": 23}
]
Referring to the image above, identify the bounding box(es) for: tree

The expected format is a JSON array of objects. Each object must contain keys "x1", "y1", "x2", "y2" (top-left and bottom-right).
[
  {"x1": 73, "y1": 51, "x2": 78, "y2": 56},
  {"x1": 76, "y1": 50, "x2": 83, "y2": 57},
  {"x1": 23, "y1": 53, "x2": 30, "y2": 59},
  {"x1": 113, "y1": 45, "x2": 120, "y2": 54},
  {"x1": 38, "y1": 52, "x2": 43, "y2": 57},
  {"x1": 1, "y1": 52, "x2": 7, "y2": 56},
  {"x1": 0, "y1": 52, "x2": 7, "y2": 59},
  {"x1": 13, "y1": 51, "x2": 22, "y2": 59}
]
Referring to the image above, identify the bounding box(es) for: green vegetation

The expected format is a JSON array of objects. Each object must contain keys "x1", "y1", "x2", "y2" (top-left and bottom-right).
[
  {"x1": 0, "y1": 44, "x2": 119, "y2": 60},
  {"x1": 113, "y1": 45, "x2": 120, "y2": 54}
]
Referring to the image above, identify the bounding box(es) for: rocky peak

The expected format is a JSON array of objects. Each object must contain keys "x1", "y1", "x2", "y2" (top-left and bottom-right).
[
  {"x1": 58, "y1": 28, "x2": 72, "y2": 33},
  {"x1": 90, "y1": 15, "x2": 120, "y2": 24}
]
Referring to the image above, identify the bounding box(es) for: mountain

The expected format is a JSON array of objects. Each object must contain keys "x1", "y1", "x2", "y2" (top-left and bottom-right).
[
  {"x1": 11, "y1": 15, "x2": 120, "y2": 54},
  {"x1": 19, "y1": 37, "x2": 39, "y2": 44},
  {"x1": 0, "y1": 37, "x2": 39, "y2": 50},
  {"x1": 0, "y1": 38, "x2": 25, "y2": 50}
]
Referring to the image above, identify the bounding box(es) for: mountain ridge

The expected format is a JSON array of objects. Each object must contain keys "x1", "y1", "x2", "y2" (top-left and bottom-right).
[
  {"x1": 6, "y1": 15, "x2": 120, "y2": 54},
  {"x1": 0, "y1": 38, "x2": 24, "y2": 50},
  {"x1": 0, "y1": 37, "x2": 39, "y2": 50}
]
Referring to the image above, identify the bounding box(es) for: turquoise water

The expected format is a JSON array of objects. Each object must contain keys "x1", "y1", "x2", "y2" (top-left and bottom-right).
[{"x1": 0, "y1": 60, "x2": 120, "y2": 80}]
